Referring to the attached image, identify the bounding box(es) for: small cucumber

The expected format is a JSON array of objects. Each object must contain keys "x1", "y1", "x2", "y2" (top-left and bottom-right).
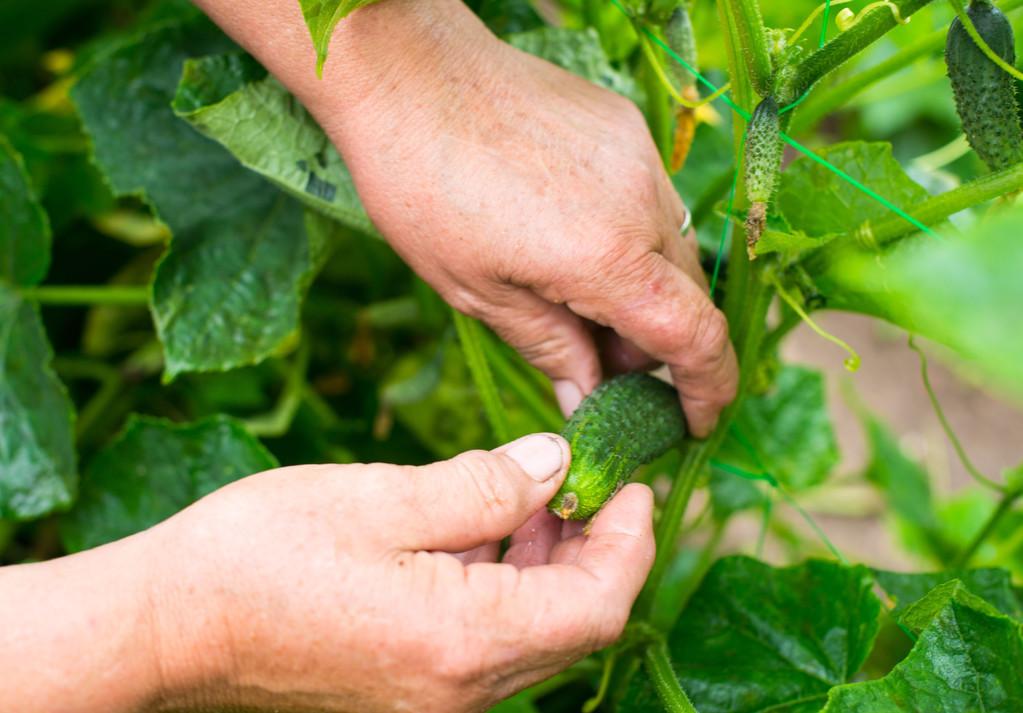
[
  {"x1": 548, "y1": 373, "x2": 687, "y2": 520},
  {"x1": 743, "y1": 96, "x2": 783, "y2": 259},
  {"x1": 946, "y1": 0, "x2": 1023, "y2": 172},
  {"x1": 666, "y1": 4, "x2": 700, "y2": 173}
]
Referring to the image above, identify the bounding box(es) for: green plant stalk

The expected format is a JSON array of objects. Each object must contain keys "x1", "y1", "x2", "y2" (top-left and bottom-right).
[
  {"x1": 792, "y1": 0, "x2": 1023, "y2": 134},
  {"x1": 243, "y1": 341, "x2": 310, "y2": 438},
  {"x1": 22, "y1": 285, "x2": 150, "y2": 306},
  {"x1": 51, "y1": 357, "x2": 122, "y2": 443},
  {"x1": 791, "y1": 32, "x2": 944, "y2": 134},
  {"x1": 643, "y1": 640, "x2": 699, "y2": 713},
  {"x1": 726, "y1": 0, "x2": 774, "y2": 96},
  {"x1": 778, "y1": 0, "x2": 937, "y2": 105},
  {"x1": 954, "y1": 486, "x2": 1023, "y2": 567},
  {"x1": 452, "y1": 310, "x2": 512, "y2": 444},
  {"x1": 809, "y1": 160, "x2": 1023, "y2": 272},
  {"x1": 486, "y1": 338, "x2": 563, "y2": 432},
  {"x1": 641, "y1": 41, "x2": 676, "y2": 166}
]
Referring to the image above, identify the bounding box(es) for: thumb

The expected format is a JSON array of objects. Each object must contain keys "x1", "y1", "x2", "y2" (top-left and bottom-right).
[{"x1": 394, "y1": 434, "x2": 570, "y2": 552}]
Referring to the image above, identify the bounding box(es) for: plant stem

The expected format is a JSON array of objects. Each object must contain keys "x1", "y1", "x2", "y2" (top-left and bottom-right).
[
  {"x1": 243, "y1": 341, "x2": 310, "y2": 438},
  {"x1": 51, "y1": 357, "x2": 124, "y2": 443},
  {"x1": 452, "y1": 310, "x2": 512, "y2": 444},
  {"x1": 22, "y1": 285, "x2": 150, "y2": 306},
  {"x1": 778, "y1": 0, "x2": 937, "y2": 105},
  {"x1": 726, "y1": 0, "x2": 774, "y2": 97},
  {"x1": 790, "y1": 31, "x2": 943, "y2": 134},
  {"x1": 644, "y1": 640, "x2": 699, "y2": 713},
  {"x1": 954, "y1": 487, "x2": 1023, "y2": 567},
  {"x1": 808, "y1": 160, "x2": 1023, "y2": 272},
  {"x1": 641, "y1": 40, "x2": 676, "y2": 166},
  {"x1": 485, "y1": 335, "x2": 563, "y2": 433}
]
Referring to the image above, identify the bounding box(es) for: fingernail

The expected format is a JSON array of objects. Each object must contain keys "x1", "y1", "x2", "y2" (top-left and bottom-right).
[
  {"x1": 505, "y1": 435, "x2": 565, "y2": 482},
  {"x1": 554, "y1": 380, "x2": 584, "y2": 417}
]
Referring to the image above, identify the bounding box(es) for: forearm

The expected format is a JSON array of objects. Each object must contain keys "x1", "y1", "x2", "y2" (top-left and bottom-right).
[{"x1": 0, "y1": 535, "x2": 160, "y2": 712}]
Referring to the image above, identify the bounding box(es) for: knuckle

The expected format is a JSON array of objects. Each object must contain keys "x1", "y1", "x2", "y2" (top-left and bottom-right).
[
  {"x1": 682, "y1": 301, "x2": 732, "y2": 364},
  {"x1": 451, "y1": 451, "x2": 520, "y2": 519}
]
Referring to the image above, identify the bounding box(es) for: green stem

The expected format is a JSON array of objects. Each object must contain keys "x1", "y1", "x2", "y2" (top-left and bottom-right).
[
  {"x1": 792, "y1": 0, "x2": 1023, "y2": 133},
  {"x1": 954, "y1": 487, "x2": 1023, "y2": 567},
  {"x1": 809, "y1": 160, "x2": 1023, "y2": 272},
  {"x1": 641, "y1": 39, "x2": 675, "y2": 166},
  {"x1": 22, "y1": 285, "x2": 150, "y2": 306},
  {"x1": 51, "y1": 357, "x2": 124, "y2": 443},
  {"x1": 243, "y1": 341, "x2": 310, "y2": 438},
  {"x1": 485, "y1": 335, "x2": 563, "y2": 433},
  {"x1": 452, "y1": 310, "x2": 512, "y2": 444},
  {"x1": 907, "y1": 335, "x2": 1004, "y2": 492},
  {"x1": 644, "y1": 640, "x2": 699, "y2": 713},
  {"x1": 778, "y1": 0, "x2": 937, "y2": 105},
  {"x1": 726, "y1": 0, "x2": 774, "y2": 96}
]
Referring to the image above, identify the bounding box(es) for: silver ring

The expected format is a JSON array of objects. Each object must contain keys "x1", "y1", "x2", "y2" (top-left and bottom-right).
[{"x1": 679, "y1": 209, "x2": 693, "y2": 236}]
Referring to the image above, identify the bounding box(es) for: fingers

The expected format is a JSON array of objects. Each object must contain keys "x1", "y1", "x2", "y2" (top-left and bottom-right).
[
  {"x1": 384, "y1": 434, "x2": 570, "y2": 552},
  {"x1": 502, "y1": 509, "x2": 563, "y2": 568},
  {"x1": 474, "y1": 288, "x2": 601, "y2": 417},
  {"x1": 464, "y1": 484, "x2": 655, "y2": 659},
  {"x1": 570, "y1": 252, "x2": 738, "y2": 437}
]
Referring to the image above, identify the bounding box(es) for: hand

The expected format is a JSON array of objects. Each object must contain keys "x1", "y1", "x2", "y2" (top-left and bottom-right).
[
  {"x1": 315, "y1": 0, "x2": 739, "y2": 435},
  {"x1": 136, "y1": 434, "x2": 654, "y2": 712}
]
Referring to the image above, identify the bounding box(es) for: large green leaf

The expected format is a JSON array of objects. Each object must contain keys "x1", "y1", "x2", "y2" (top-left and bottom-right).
[
  {"x1": 507, "y1": 27, "x2": 640, "y2": 102},
  {"x1": 760, "y1": 142, "x2": 928, "y2": 258},
  {"x1": 298, "y1": 0, "x2": 378, "y2": 74},
  {"x1": 173, "y1": 54, "x2": 375, "y2": 235},
  {"x1": 623, "y1": 556, "x2": 882, "y2": 713},
  {"x1": 717, "y1": 366, "x2": 839, "y2": 491},
  {"x1": 72, "y1": 18, "x2": 331, "y2": 379},
  {"x1": 822, "y1": 205, "x2": 1023, "y2": 400},
  {"x1": 61, "y1": 414, "x2": 277, "y2": 552},
  {"x1": 0, "y1": 286, "x2": 76, "y2": 520},
  {"x1": 0, "y1": 136, "x2": 50, "y2": 286},
  {"x1": 875, "y1": 568, "x2": 1023, "y2": 620},
  {"x1": 823, "y1": 581, "x2": 1023, "y2": 712}
]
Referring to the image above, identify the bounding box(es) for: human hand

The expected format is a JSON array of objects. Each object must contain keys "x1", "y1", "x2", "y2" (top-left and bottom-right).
[
  {"x1": 315, "y1": 0, "x2": 738, "y2": 435},
  {"x1": 139, "y1": 434, "x2": 654, "y2": 712}
]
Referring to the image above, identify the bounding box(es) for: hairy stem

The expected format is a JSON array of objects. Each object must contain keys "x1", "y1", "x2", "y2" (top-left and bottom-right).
[
  {"x1": 726, "y1": 0, "x2": 774, "y2": 96},
  {"x1": 644, "y1": 640, "x2": 698, "y2": 713},
  {"x1": 778, "y1": 0, "x2": 937, "y2": 105},
  {"x1": 22, "y1": 285, "x2": 149, "y2": 306},
  {"x1": 955, "y1": 486, "x2": 1023, "y2": 567}
]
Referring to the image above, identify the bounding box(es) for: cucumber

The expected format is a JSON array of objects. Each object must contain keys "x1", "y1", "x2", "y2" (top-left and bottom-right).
[
  {"x1": 946, "y1": 0, "x2": 1023, "y2": 172},
  {"x1": 666, "y1": 4, "x2": 700, "y2": 173},
  {"x1": 548, "y1": 373, "x2": 687, "y2": 520},
  {"x1": 743, "y1": 96, "x2": 783, "y2": 260}
]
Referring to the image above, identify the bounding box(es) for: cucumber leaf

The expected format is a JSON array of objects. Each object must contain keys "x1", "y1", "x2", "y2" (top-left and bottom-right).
[
  {"x1": 298, "y1": 0, "x2": 378, "y2": 75},
  {"x1": 622, "y1": 556, "x2": 882, "y2": 713},
  {"x1": 0, "y1": 136, "x2": 50, "y2": 286},
  {"x1": 821, "y1": 204, "x2": 1023, "y2": 401},
  {"x1": 758, "y1": 142, "x2": 928, "y2": 258},
  {"x1": 823, "y1": 580, "x2": 1023, "y2": 712},
  {"x1": 173, "y1": 54, "x2": 376, "y2": 236},
  {"x1": 61, "y1": 414, "x2": 277, "y2": 552},
  {"x1": 716, "y1": 365, "x2": 839, "y2": 491},
  {"x1": 0, "y1": 287, "x2": 76, "y2": 520},
  {"x1": 72, "y1": 18, "x2": 331, "y2": 380}
]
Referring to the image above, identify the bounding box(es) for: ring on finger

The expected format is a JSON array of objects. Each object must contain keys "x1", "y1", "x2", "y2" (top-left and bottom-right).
[{"x1": 678, "y1": 209, "x2": 693, "y2": 236}]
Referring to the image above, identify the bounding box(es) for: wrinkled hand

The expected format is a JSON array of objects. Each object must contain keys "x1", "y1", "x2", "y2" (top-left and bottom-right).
[
  {"x1": 147, "y1": 434, "x2": 653, "y2": 712},
  {"x1": 307, "y1": 0, "x2": 739, "y2": 435}
]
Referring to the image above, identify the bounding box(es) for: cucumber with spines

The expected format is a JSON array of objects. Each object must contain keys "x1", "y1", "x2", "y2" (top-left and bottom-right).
[
  {"x1": 946, "y1": 0, "x2": 1023, "y2": 172},
  {"x1": 548, "y1": 373, "x2": 687, "y2": 520},
  {"x1": 743, "y1": 96, "x2": 783, "y2": 260}
]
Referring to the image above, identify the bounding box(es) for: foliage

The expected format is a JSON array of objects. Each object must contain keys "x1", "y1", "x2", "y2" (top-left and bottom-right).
[{"x1": 2, "y1": 0, "x2": 1023, "y2": 711}]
